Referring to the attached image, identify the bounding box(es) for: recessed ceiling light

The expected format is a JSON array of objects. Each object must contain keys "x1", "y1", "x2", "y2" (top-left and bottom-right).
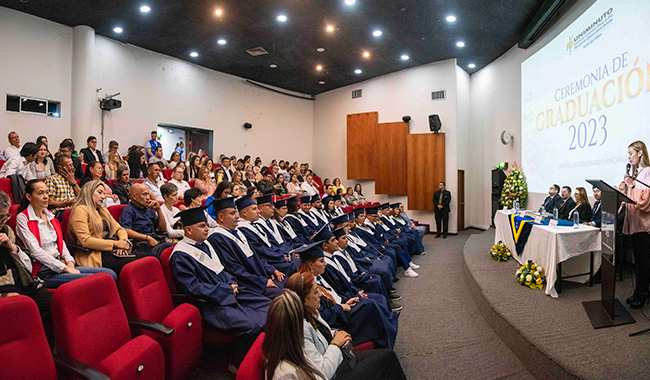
[
  {"x1": 456, "y1": 41, "x2": 465, "y2": 48},
  {"x1": 317, "y1": 48, "x2": 325, "y2": 53},
  {"x1": 363, "y1": 51, "x2": 370, "y2": 58},
  {"x1": 372, "y1": 30, "x2": 382, "y2": 37},
  {"x1": 277, "y1": 14, "x2": 287, "y2": 22},
  {"x1": 345, "y1": 0, "x2": 356, "y2": 5},
  {"x1": 468, "y1": 63, "x2": 476, "y2": 69},
  {"x1": 270, "y1": 64, "x2": 277, "y2": 68},
  {"x1": 401, "y1": 54, "x2": 410, "y2": 61},
  {"x1": 316, "y1": 65, "x2": 323, "y2": 71},
  {"x1": 326, "y1": 25, "x2": 335, "y2": 33},
  {"x1": 140, "y1": 5, "x2": 151, "y2": 13},
  {"x1": 217, "y1": 39, "x2": 227, "y2": 45},
  {"x1": 355, "y1": 69, "x2": 362, "y2": 74},
  {"x1": 215, "y1": 9, "x2": 223, "y2": 16},
  {"x1": 446, "y1": 15, "x2": 456, "y2": 23},
  {"x1": 189, "y1": 52, "x2": 199, "y2": 58},
  {"x1": 319, "y1": 81, "x2": 325, "y2": 85},
  {"x1": 113, "y1": 27, "x2": 123, "y2": 34}
]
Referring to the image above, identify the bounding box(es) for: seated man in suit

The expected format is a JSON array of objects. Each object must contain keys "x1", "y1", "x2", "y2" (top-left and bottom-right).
[
  {"x1": 79, "y1": 136, "x2": 103, "y2": 164},
  {"x1": 588, "y1": 186, "x2": 602, "y2": 227},
  {"x1": 557, "y1": 186, "x2": 576, "y2": 220},
  {"x1": 541, "y1": 184, "x2": 562, "y2": 213}
]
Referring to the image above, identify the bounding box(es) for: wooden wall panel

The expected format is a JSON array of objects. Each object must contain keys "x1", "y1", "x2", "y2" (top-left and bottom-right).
[
  {"x1": 375, "y1": 122, "x2": 408, "y2": 195},
  {"x1": 347, "y1": 112, "x2": 377, "y2": 180},
  {"x1": 407, "y1": 133, "x2": 445, "y2": 211}
]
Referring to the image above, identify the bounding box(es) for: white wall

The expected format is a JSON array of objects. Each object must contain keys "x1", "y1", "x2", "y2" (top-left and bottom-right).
[
  {"x1": 0, "y1": 7, "x2": 72, "y2": 146},
  {"x1": 467, "y1": 0, "x2": 597, "y2": 229},
  {"x1": 313, "y1": 59, "x2": 462, "y2": 232}
]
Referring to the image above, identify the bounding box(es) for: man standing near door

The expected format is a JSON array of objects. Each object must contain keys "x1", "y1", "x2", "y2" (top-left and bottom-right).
[{"x1": 433, "y1": 181, "x2": 451, "y2": 238}]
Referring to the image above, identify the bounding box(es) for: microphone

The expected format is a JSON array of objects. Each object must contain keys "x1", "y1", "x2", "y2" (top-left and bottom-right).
[{"x1": 627, "y1": 163, "x2": 631, "y2": 176}]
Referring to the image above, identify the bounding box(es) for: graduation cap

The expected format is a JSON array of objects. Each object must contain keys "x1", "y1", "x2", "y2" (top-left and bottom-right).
[
  {"x1": 310, "y1": 194, "x2": 321, "y2": 203},
  {"x1": 256, "y1": 194, "x2": 274, "y2": 206},
  {"x1": 352, "y1": 208, "x2": 366, "y2": 217},
  {"x1": 208, "y1": 197, "x2": 237, "y2": 213},
  {"x1": 332, "y1": 194, "x2": 341, "y2": 201},
  {"x1": 391, "y1": 203, "x2": 401, "y2": 209},
  {"x1": 330, "y1": 214, "x2": 349, "y2": 227},
  {"x1": 365, "y1": 206, "x2": 379, "y2": 215},
  {"x1": 345, "y1": 213, "x2": 354, "y2": 222},
  {"x1": 312, "y1": 224, "x2": 335, "y2": 243},
  {"x1": 333, "y1": 227, "x2": 347, "y2": 239},
  {"x1": 292, "y1": 241, "x2": 325, "y2": 263},
  {"x1": 321, "y1": 195, "x2": 332, "y2": 205},
  {"x1": 275, "y1": 197, "x2": 289, "y2": 208},
  {"x1": 286, "y1": 196, "x2": 299, "y2": 207},
  {"x1": 174, "y1": 207, "x2": 207, "y2": 226},
  {"x1": 235, "y1": 193, "x2": 256, "y2": 212},
  {"x1": 299, "y1": 195, "x2": 311, "y2": 204},
  {"x1": 379, "y1": 202, "x2": 390, "y2": 210}
]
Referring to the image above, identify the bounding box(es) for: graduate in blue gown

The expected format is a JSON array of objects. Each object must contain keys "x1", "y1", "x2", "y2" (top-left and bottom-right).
[
  {"x1": 381, "y1": 202, "x2": 424, "y2": 255},
  {"x1": 283, "y1": 196, "x2": 313, "y2": 245},
  {"x1": 393, "y1": 202, "x2": 427, "y2": 246},
  {"x1": 271, "y1": 197, "x2": 308, "y2": 250},
  {"x1": 168, "y1": 207, "x2": 270, "y2": 336},
  {"x1": 206, "y1": 197, "x2": 285, "y2": 299},
  {"x1": 235, "y1": 194, "x2": 298, "y2": 276},
  {"x1": 293, "y1": 241, "x2": 399, "y2": 349},
  {"x1": 309, "y1": 194, "x2": 330, "y2": 228},
  {"x1": 254, "y1": 194, "x2": 299, "y2": 253},
  {"x1": 297, "y1": 195, "x2": 321, "y2": 234}
]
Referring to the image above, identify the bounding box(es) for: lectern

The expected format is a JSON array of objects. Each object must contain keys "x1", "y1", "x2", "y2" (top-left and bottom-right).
[{"x1": 582, "y1": 180, "x2": 636, "y2": 329}]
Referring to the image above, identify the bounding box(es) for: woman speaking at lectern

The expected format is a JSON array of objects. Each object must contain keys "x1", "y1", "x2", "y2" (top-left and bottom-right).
[{"x1": 623, "y1": 141, "x2": 650, "y2": 309}]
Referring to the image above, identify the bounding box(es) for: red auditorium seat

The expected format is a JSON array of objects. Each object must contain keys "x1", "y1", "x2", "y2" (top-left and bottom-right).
[
  {"x1": 0, "y1": 295, "x2": 111, "y2": 380},
  {"x1": 6, "y1": 204, "x2": 18, "y2": 234},
  {"x1": 371, "y1": 202, "x2": 380, "y2": 207},
  {"x1": 0, "y1": 160, "x2": 5, "y2": 170},
  {"x1": 187, "y1": 180, "x2": 196, "y2": 188},
  {"x1": 108, "y1": 179, "x2": 116, "y2": 187},
  {"x1": 81, "y1": 163, "x2": 87, "y2": 173},
  {"x1": 0, "y1": 178, "x2": 13, "y2": 204},
  {"x1": 163, "y1": 169, "x2": 173, "y2": 181},
  {"x1": 160, "y1": 247, "x2": 237, "y2": 346},
  {"x1": 120, "y1": 258, "x2": 202, "y2": 380},
  {"x1": 108, "y1": 204, "x2": 127, "y2": 222},
  {"x1": 281, "y1": 194, "x2": 292, "y2": 199},
  {"x1": 52, "y1": 274, "x2": 165, "y2": 380},
  {"x1": 342, "y1": 206, "x2": 353, "y2": 213}
]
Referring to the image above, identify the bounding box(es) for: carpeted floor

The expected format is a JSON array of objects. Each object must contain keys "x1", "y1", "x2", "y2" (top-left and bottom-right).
[{"x1": 191, "y1": 230, "x2": 536, "y2": 379}]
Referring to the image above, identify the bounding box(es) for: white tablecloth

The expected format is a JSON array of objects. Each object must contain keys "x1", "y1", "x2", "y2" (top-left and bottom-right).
[{"x1": 494, "y1": 210, "x2": 602, "y2": 297}]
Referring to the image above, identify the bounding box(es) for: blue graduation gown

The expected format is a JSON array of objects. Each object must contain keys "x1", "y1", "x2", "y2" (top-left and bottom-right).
[
  {"x1": 336, "y1": 248, "x2": 392, "y2": 291},
  {"x1": 238, "y1": 222, "x2": 298, "y2": 276},
  {"x1": 348, "y1": 232, "x2": 396, "y2": 273},
  {"x1": 208, "y1": 229, "x2": 283, "y2": 298},
  {"x1": 297, "y1": 210, "x2": 320, "y2": 234},
  {"x1": 284, "y1": 214, "x2": 313, "y2": 244},
  {"x1": 353, "y1": 227, "x2": 409, "y2": 270},
  {"x1": 382, "y1": 216, "x2": 424, "y2": 254},
  {"x1": 275, "y1": 218, "x2": 307, "y2": 250},
  {"x1": 370, "y1": 224, "x2": 413, "y2": 269},
  {"x1": 170, "y1": 246, "x2": 269, "y2": 335}
]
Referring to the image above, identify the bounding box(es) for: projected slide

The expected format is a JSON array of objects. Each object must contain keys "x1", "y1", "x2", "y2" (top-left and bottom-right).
[{"x1": 522, "y1": 0, "x2": 650, "y2": 194}]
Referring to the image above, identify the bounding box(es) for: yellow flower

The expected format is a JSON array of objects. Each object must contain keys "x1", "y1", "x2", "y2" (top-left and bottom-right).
[
  {"x1": 536, "y1": 278, "x2": 543, "y2": 284},
  {"x1": 531, "y1": 264, "x2": 536, "y2": 269}
]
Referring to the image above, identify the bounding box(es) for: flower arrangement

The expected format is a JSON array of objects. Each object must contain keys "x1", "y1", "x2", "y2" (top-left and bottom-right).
[
  {"x1": 490, "y1": 241, "x2": 512, "y2": 262},
  {"x1": 500, "y1": 162, "x2": 528, "y2": 209},
  {"x1": 515, "y1": 260, "x2": 546, "y2": 289}
]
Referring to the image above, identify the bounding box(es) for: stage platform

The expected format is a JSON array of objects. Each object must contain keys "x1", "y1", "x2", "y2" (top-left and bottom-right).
[{"x1": 464, "y1": 229, "x2": 650, "y2": 379}]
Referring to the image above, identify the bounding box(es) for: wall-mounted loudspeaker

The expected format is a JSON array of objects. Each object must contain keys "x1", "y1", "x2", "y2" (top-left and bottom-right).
[
  {"x1": 402, "y1": 115, "x2": 411, "y2": 123},
  {"x1": 243, "y1": 122, "x2": 252, "y2": 129},
  {"x1": 429, "y1": 114, "x2": 442, "y2": 133}
]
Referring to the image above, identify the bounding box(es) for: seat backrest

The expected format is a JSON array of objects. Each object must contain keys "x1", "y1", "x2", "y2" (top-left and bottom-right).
[
  {"x1": 163, "y1": 169, "x2": 173, "y2": 181},
  {"x1": 0, "y1": 178, "x2": 13, "y2": 204},
  {"x1": 0, "y1": 160, "x2": 5, "y2": 170},
  {"x1": 108, "y1": 179, "x2": 116, "y2": 187},
  {"x1": 53, "y1": 273, "x2": 132, "y2": 368},
  {"x1": 6, "y1": 204, "x2": 19, "y2": 234},
  {"x1": 160, "y1": 246, "x2": 178, "y2": 293},
  {"x1": 120, "y1": 257, "x2": 174, "y2": 323},
  {"x1": 236, "y1": 332, "x2": 265, "y2": 380},
  {"x1": 60, "y1": 208, "x2": 73, "y2": 242},
  {"x1": 187, "y1": 180, "x2": 196, "y2": 188},
  {"x1": 107, "y1": 204, "x2": 127, "y2": 222},
  {"x1": 0, "y1": 296, "x2": 57, "y2": 380}
]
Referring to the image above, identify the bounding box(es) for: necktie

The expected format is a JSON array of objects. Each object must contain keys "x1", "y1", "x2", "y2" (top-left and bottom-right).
[
  {"x1": 266, "y1": 220, "x2": 273, "y2": 230},
  {"x1": 193, "y1": 242, "x2": 211, "y2": 258},
  {"x1": 230, "y1": 229, "x2": 242, "y2": 241}
]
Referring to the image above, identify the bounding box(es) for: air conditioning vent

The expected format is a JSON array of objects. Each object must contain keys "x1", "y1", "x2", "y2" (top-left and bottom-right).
[
  {"x1": 431, "y1": 90, "x2": 446, "y2": 100},
  {"x1": 352, "y1": 89, "x2": 362, "y2": 99},
  {"x1": 246, "y1": 47, "x2": 269, "y2": 56}
]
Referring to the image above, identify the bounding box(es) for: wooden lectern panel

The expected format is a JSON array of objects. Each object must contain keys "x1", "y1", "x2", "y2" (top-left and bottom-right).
[
  {"x1": 347, "y1": 112, "x2": 378, "y2": 180},
  {"x1": 375, "y1": 122, "x2": 408, "y2": 195},
  {"x1": 407, "y1": 133, "x2": 445, "y2": 210}
]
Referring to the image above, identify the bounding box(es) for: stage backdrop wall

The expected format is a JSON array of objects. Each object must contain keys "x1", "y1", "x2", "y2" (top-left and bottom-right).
[{"x1": 0, "y1": 6, "x2": 314, "y2": 165}]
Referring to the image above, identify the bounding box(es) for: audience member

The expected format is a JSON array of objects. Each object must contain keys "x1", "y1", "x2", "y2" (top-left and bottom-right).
[
  {"x1": 143, "y1": 162, "x2": 165, "y2": 202},
  {"x1": 286, "y1": 174, "x2": 303, "y2": 195},
  {"x1": 272, "y1": 197, "x2": 306, "y2": 249},
  {"x1": 145, "y1": 130, "x2": 161, "y2": 159},
  {"x1": 168, "y1": 164, "x2": 191, "y2": 197},
  {"x1": 127, "y1": 149, "x2": 147, "y2": 179},
  {"x1": 111, "y1": 165, "x2": 132, "y2": 204},
  {"x1": 58, "y1": 139, "x2": 84, "y2": 179},
  {"x1": 101, "y1": 140, "x2": 120, "y2": 165},
  {"x1": 79, "y1": 136, "x2": 103, "y2": 164},
  {"x1": 149, "y1": 146, "x2": 173, "y2": 169},
  {"x1": 68, "y1": 180, "x2": 149, "y2": 275},
  {"x1": 170, "y1": 151, "x2": 181, "y2": 166},
  {"x1": 344, "y1": 187, "x2": 358, "y2": 206},
  {"x1": 332, "y1": 178, "x2": 345, "y2": 196},
  {"x1": 353, "y1": 184, "x2": 366, "y2": 203},
  {"x1": 569, "y1": 187, "x2": 593, "y2": 223},
  {"x1": 80, "y1": 160, "x2": 119, "y2": 206},
  {"x1": 173, "y1": 141, "x2": 184, "y2": 161},
  {"x1": 195, "y1": 166, "x2": 216, "y2": 198},
  {"x1": 105, "y1": 150, "x2": 123, "y2": 180},
  {"x1": 187, "y1": 154, "x2": 201, "y2": 180},
  {"x1": 3, "y1": 131, "x2": 21, "y2": 160},
  {"x1": 301, "y1": 174, "x2": 319, "y2": 196},
  {"x1": 221, "y1": 156, "x2": 233, "y2": 181},
  {"x1": 396, "y1": 203, "x2": 426, "y2": 241},
  {"x1": 160, "y1": 183, "x2": 184, "y2": 242},
  {"x1": 0, "y1": 142, "x2": 37, "y2": 180},
  {"x1": 541, "y1": 184, "x2": 562, "y2": 213},
  {"x1": 16, "y1": 180, "x2": 116, "y2": 287},
  {"x1": 557, "y1": 186, "x2": 576, "y2": 220},
  {"x1": 36, "y1": 135, "x2": 55, "y2": 160},
  {"x1": 46, "y1": 154, "x2": 81, "y2": 217},
  {"x1": 119, "y1": 183, "x2": 174, "y2": 256},
  {"x1": 30, "y1": 142, "x2": 55, "y2": 180}
]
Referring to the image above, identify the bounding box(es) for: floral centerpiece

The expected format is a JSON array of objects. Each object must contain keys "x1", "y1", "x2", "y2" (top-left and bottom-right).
[
  {"x1": 490, "y1": 241, "x2": 512, "y2": 262},
  {"x1": 515, "y1": 260, "x2": 546, "y2": 289},
  {"x1": 500, "y1": 162, "x2": 528, "y2": 209}
]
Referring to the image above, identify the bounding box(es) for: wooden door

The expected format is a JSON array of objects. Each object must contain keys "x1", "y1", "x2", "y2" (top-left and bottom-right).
[
  {"x1": 187, "y1": 130, "x2": 211, "y2": 158},
  {"x1": 458, "y1": 169, "x2": 465, "y2": 231}
]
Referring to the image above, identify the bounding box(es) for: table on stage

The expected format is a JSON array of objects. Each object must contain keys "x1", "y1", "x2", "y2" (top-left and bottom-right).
[{"x1": 494, "y1": 210, "x2": 602, "y2": 298}]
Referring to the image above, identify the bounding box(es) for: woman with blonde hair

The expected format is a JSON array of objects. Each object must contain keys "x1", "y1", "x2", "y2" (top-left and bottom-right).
[
  {"x1": 105, "y1": 150, "x2": 124, "y2": 180},
  {"x1": 68, "y1": 180, "x2": 150, "y2": 275},
  {"x1": 568, "y1": 187, "x2": 592, "y2": 223},
  {"x1": 195, "y1": 165, "x2": 216, "y2": 199},
  {"x1": 624, "y1": 140, "x2": 650, "y2": 308}
]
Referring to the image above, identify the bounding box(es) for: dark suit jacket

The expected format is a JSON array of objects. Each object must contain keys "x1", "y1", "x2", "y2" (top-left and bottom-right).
[
  {"x1": 79, "y1": 147, "x2": 104, "y2": 164},
  {"x1": 542, "y1": 194, "x2": 562, "y2": 213},
  {"x1": 590, "y1": 200, "x2": 602, "y2": 227},
  {"x1": 433, "y1": 189, "x2": 451, "y2": 213},
  {"x1": 243, "y1": 179, "x2": 257, "y2": 189},
  {"x1": 72, "y1": 156, "x2": 84, "y2": 179},
  {"x1": 256, "y1": 180, "x2": 275, "y2": 195},
  {"x1": 557, "y1": 197, "x2": 576, "y2": 220},
  {"x1": 569, "y1": 203, "x2": 593, "y2": 223}
]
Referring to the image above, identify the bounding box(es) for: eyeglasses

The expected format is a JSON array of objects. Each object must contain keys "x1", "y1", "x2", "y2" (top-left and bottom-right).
[{"x1": 0, "y1": 213, "x2": 11, "y2": 224}]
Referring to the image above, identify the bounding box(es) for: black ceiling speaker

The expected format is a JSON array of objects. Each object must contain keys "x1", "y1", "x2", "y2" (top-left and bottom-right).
[
  {"x1": 402, "y1": 115, "x2": 411, "y2": 123},
  {"x1": 429, "y1": 114, "x2": 442, "y2": 133},
  {"x1": 99, "y1": 99, "x2": 122, "y2": 111},
  {"x1": 243, "y1": 122, "x2": 252, "y2": 129}
]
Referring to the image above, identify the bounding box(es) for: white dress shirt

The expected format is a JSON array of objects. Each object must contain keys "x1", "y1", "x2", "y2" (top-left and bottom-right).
[
  {"x1": 301, "y1": 181, "x2": 319, "y2": 196},
  {"x1": 0, "y1": 156, "x2": 36, "y2": 180},
  {"x1": 143, "y1": 177, "x2": 166, "y2": 202},
  {"x1": 3, "y1": 145, "x2": 20, "y2": 160},
  {"x1": 168, "y1": 178, "x2": 191, "y2": 197}
]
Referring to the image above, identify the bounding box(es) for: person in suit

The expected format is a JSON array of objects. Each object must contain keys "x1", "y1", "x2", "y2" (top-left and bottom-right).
[
  {"x1": 588, "y1": 186, "x2": 602, "y2": 227},
  {"x1": 557, "y1": 186, "x2": 576, "y2": 220},
  {"x1": 58, "y1": 139, "x2": 84, "y2": 180},
  {"x1": 568, "y1": 187, "x2": 593, "y2": 223},
  {"x1": 432, "y1": 181, "x2": 451, "y2": 238},
  {"x1": 541, "y1": 184, "x2": 562, "y2": 213},
  {"x1": 221, "y1": 156, "x2": 233, "y2": 182},
  {"x1": 79, "y1": 136, "x2": 104, "y2": 164}
]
